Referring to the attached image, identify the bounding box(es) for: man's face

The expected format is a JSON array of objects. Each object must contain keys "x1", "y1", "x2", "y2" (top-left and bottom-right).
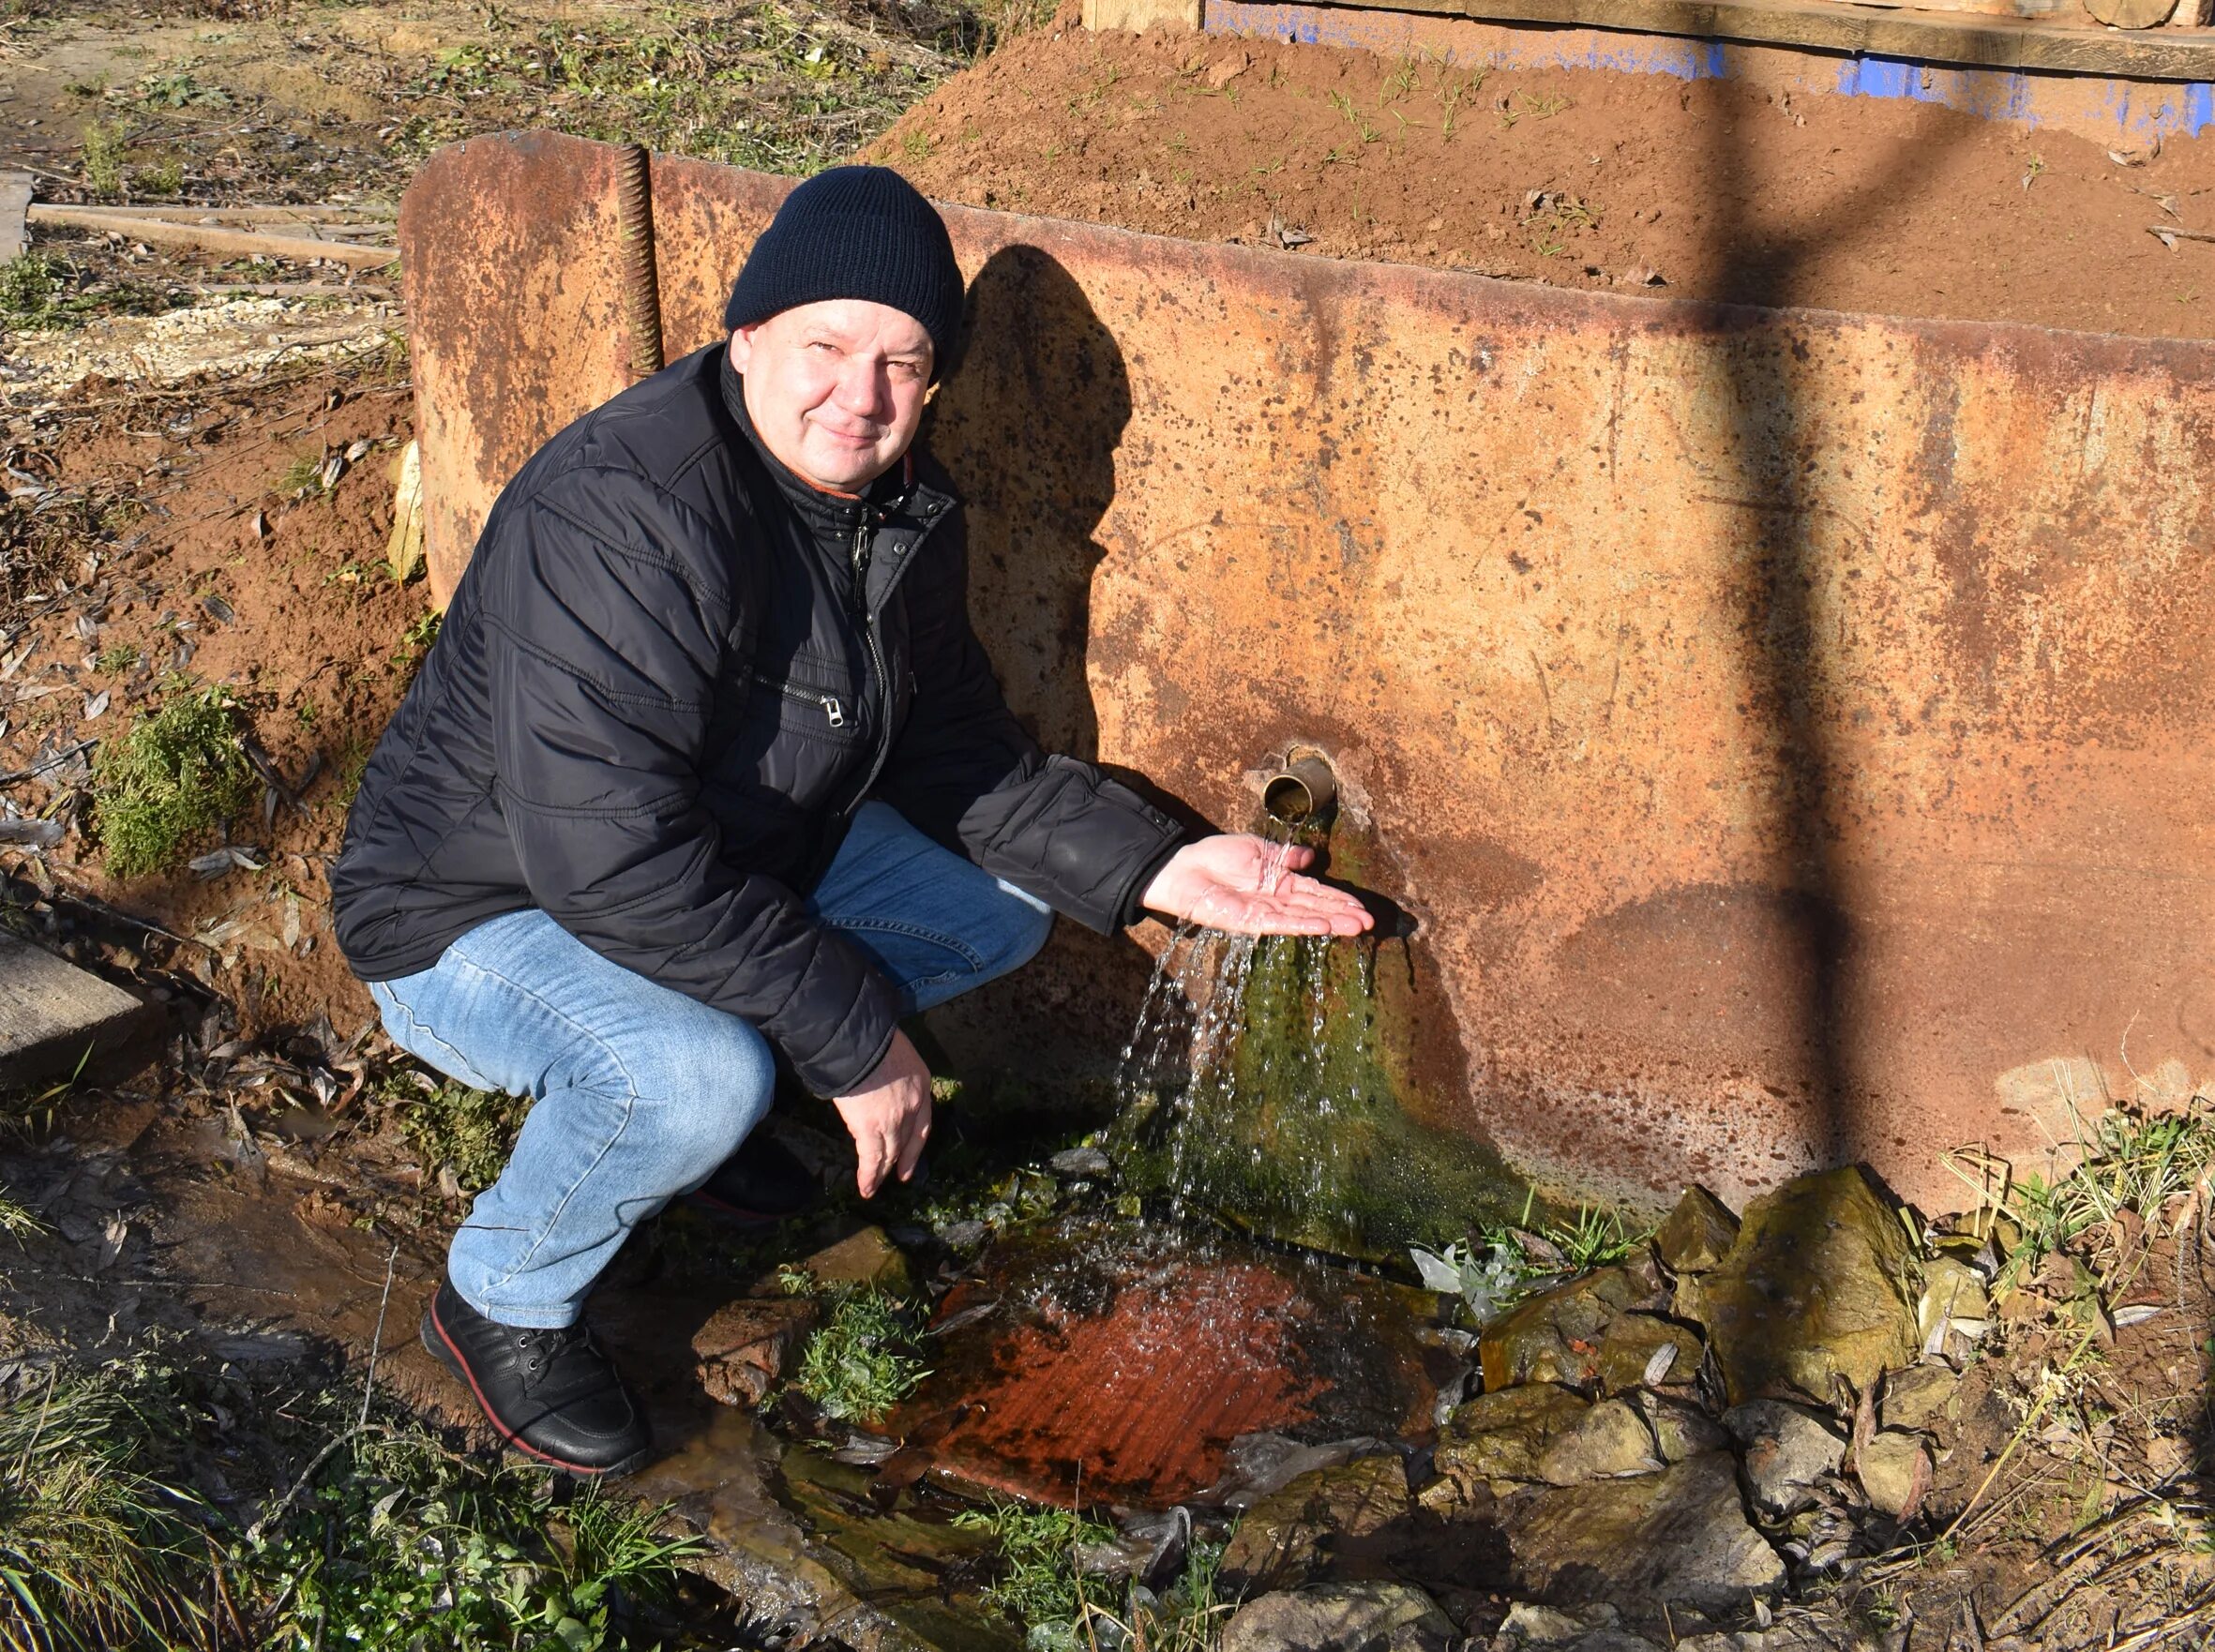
[{"x1": 728, "y1": 299, "x2": 934, "y2": 493}]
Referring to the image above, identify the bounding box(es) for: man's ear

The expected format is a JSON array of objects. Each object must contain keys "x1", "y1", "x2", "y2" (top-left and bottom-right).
[{"x1": 727, "y1": 327, "x2": 757, "y2": 373}]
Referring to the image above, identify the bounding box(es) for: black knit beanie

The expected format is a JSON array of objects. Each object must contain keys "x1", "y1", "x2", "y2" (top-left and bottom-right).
[{"x1": 723, "y1": 167, "x2": 965, "y2": 376}]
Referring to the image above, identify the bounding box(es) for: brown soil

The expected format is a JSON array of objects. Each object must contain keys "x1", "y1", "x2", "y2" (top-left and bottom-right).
[
  {"x1": 874, "y1": 15, "x2": 2215, "y2": 341},
  {"x1": 2, "y1": 355, "x2": 427, "y2": 1038}
]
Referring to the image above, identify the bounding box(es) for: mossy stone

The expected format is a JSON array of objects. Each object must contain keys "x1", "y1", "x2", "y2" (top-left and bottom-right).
[
  {"x1": 1652, "y1": 1185, "x2": 1740, "y2": 1274},
  {"x1": 1696, "y1": 1167, "x2": 1922, "y2": 1406},
  {"x1": 1217, "y1": 1453, "x2": 1411, "y2": 1593},
  {"x1": 1477, "y1": 1264, "x2": 1661, "y2": 1392},
  {"x1": 1595, "y1": 1312, "x2": 1706, "y2": 1393},
  {"x1": 1430, "y1": 1382, "x2": 1590, "y2": 1494}
]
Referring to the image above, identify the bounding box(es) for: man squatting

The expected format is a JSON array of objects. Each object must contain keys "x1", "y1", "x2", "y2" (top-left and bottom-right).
[{"x1": 330, "y1": 167, "x2": 1372, "y2": 1476}]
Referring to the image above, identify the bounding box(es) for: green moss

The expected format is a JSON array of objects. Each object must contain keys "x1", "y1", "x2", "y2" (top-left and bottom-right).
[{"x1": 89, "y1": 690, "x2": 257, "y2": 879}]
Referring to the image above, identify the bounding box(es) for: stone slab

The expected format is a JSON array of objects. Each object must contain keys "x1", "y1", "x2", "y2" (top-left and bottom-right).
[{"x1": 0, "y1": 930, "x2": 164, "y2": 1089}]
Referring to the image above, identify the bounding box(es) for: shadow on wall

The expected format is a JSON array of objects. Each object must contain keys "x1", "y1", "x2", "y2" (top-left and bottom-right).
[
  {"x1": 928, "y1": 242, "x2": 1130, "y2": 767},
  {"x1": 1701, "y1": 83, "x2": 1968, "y2": 1170},
  {"x1": 919, "y1": 244, "x2": 1168, "y2": 1089}
]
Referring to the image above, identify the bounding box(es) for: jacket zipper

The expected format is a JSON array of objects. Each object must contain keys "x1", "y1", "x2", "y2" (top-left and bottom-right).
[
  {"x1": 844, "y1": 512, "x2": 896, "y2": 817},
  {"x1": 753, "y1": 671, "x2": 847, "y2": 729}
]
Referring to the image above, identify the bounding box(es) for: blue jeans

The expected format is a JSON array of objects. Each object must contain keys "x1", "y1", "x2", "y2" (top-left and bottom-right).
[{"x1": 369, "y1": 803, "x2": 1053, "y2": 1328}]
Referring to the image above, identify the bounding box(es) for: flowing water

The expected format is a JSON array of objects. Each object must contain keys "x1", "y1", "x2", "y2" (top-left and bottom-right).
[{"x1": 1111, "y1": 814, "x2": 1529, "y2": 1258}]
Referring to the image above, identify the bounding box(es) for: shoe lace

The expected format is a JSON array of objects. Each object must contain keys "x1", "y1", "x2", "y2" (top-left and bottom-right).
[{"x1": 512, "y1": 1323, "x2": 595, "y2": 1388}]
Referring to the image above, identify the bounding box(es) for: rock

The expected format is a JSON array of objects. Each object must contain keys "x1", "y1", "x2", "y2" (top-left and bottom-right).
[
  {"x1": 1480, "y1": 1262, "x2": 1665, "y2": 1391},
  {"x1": 1221, "y1": 1581, "x2": 1458, "y2": 1652},
  {"x1": 1880, "y1": 1362, "x2": 1960, "y2": 1433},
  {"x1": 1695, "y1": 1167, "x2": 1921, "y2": 1405},
  {"x1": 1426, "y1": 1382, "x2": 1590, "y2": 1497},
  {"x1": 1538, "y1": 1397, "x2": 1664, "y2": 1484},
  {"x1": 1491, "y1": 1600, "x2": 1662, "y2": 1650},
  {"x1": 1918, "y1": 1254, "x2": 1991, "y2": 1345},
  {"x1": 1205, "y1": 1431, "x2": 1399, "y2": 1509},
  {"x1": 1631, "y1": 1389, "x2": 1731, "y2": 1463},
  {"x1": 692, "y1": 1297, "x2": 820, "y2": 1406},
  {"x1": 793, "y1": 1225, "x2": 912, "y2": 1295},
  {"x1": 1654, "y1": 1186, "x2": 1740, "y2": 1274},
  {"x1": 1218, "y1": 1452, "x2": 1411, "y2": 1592},
  {"x1": 1596, "y1": 1312, "x2": 1707, "y2": 1392},
  {"x1": 1048, "y1": 1145, "x2": 1112, "y2": 1179},
  {"x1": 1725, "y1": 1398, "x2": 1847, "y2": 1520},
  {"x1": 1855, "y1": 1429, "x2": 1933, "y2": 1520},
  {"x1": 1501, "y1": 1452, "x2": 1785, "y2": 1619}
]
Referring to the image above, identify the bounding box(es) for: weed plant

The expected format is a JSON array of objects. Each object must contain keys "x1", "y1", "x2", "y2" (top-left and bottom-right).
[
  {"x1": 791, "y1": 1286, "x2": 928, "y2": 1422},
  {"x1": 950, "y1": 1496, "x2": 1118, "y2": 1646},
  {"x1": 1410, "y1": 1195, "x2": 1650, "y2": 1322},
  {"x1": 0, "y1": 1187, "x2": 41, "y2": 1237},
  {"x1": 0, "y1": 1354, "x2": 703, "y2": 1652},
  {"x1": 0, "y1": 253, "x2": 173, "y2": 339},
  {"x1": 79, "y1": 120, "x2": 125, "y2": 198},
  {"x1": 1080, "y1": 1538, "x2": 1231, "y2": 1652},
  {"x1": 386, "y1": 1073, "x2": 526, "y2": 1195},
  {"x1": 88, "y1": 688, "x2": 256, "y2": 879},
  {"x1": 1968, "y1": 1092, "x2": 2215, "y2": 1293},
  {"x1": 244, "y1": 1421, "x2": 700, "y2": 1651}
]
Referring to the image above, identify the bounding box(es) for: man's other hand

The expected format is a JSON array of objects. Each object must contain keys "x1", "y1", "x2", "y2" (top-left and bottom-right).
[
  {"x1": 1140, "y1": 834, "x2": 1374, "y2": 937},
  {"x1": 832, "y1": 1030, "x2": 934, "y2": 1197}
]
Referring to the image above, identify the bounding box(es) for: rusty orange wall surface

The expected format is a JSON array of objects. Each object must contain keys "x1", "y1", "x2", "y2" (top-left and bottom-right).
[{"x1": 403, "y1": 134, "x2": 2215, "y2": 1213}]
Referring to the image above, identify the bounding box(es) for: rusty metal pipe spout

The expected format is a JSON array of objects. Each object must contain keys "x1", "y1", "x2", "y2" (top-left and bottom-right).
[{"x1": 1263, "y1": 747, "x2": 1337, "y2": 824}]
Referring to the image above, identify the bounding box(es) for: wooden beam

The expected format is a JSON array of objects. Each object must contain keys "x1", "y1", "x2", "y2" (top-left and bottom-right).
[
  {"x1": 0, "y1": 173, "x2": 31, "y2": 263},
  {"x1": 25, "y1": 204, "x2": 399, "y2": 270},
  {"x1": 1276, "y1": 0, "x2": 2215, "y2": 78},
  {"x1": 0, "y1": 931, "x2": 164, "y2": 1091}
]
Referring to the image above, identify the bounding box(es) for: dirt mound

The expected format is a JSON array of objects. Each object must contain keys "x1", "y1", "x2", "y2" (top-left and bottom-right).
[
  {"x1": 874, "y1": 15, "x2": 2215, "y2": 340},
  {"x1": 2, "y1": 357, "x2": 426, "y2": 1038}
]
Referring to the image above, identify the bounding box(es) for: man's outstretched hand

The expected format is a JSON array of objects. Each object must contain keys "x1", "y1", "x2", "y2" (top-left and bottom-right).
[
  {"x1": 833, "y1": 1029, "x2": 933, "y2": 1198},
  {"x1": 1140, "y1": 834, "x2": 1374, "y2": 937}
]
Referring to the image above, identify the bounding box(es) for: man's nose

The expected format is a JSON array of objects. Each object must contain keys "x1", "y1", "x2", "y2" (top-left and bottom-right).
[{"x1": 832, "y1": 364, "x2": 888, "y2": 421}]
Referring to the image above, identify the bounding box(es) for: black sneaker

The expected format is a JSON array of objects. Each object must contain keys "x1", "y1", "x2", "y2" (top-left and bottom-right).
[
  {"x1": 420, "y1": 1280, "x2": 651, "y2": 1477},
  {"x1": 685, "y1": 1129, "x2": 824, "y2": 1227}
]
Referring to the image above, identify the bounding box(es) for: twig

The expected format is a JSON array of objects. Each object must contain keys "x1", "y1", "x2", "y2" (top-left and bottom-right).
[
  {"x1": 244, "y1": 1423, "x2": 393, "y2": 1545},
  {"x1": 0, "y1": 739, "x2": 96, "y2": 787},
  {"x1": 359, "y1": 1241, "x2": 398, "y2": 1431}
]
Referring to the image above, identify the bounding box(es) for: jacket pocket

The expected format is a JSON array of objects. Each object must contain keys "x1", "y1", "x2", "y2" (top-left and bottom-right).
[{"x1": 753, "y1": 670, "x2": 859, "y2": 740}]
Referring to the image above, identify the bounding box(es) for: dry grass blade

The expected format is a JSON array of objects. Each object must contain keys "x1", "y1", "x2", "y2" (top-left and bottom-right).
[{"x1": 0, "y1": 1369, "x2": 210, "y2": 1652}]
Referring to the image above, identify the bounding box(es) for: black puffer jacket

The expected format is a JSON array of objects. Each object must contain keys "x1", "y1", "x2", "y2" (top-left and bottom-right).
[{"x1": 331, "y1": 343, "x2": 1184, "y2": 1094}]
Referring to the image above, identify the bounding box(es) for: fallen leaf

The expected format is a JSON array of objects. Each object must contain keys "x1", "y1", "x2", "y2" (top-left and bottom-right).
[
  {"x1": 82, "y1": 689, "x2": 109, "y2": 719},
  {"x1": 97, "y1": 1215, "x2": 128, "y2": 1272},
  {"x1": 202, "y1": 593, "x2": 235, "y2": 624}
]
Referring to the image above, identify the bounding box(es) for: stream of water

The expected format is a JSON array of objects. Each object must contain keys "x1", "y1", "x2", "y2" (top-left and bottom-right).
[{"x1": 1114, "y1": 818, "x2": 1378, "y2": 1249}]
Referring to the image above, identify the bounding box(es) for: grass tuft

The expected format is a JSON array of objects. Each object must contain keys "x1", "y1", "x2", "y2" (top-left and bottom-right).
[
  {"x1": 0, "y1": 1364, "x2": 211, "y2": 1652},
  {"x1": 791, "y1": 1286, "x2": 927, "y2": 1422},
  {"x1": 951, "y1": 1496, "x2": 1118, "y2": 1642},
  {"x1": 88, "y1": 688, "x2": 257, "y2": 879}
]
